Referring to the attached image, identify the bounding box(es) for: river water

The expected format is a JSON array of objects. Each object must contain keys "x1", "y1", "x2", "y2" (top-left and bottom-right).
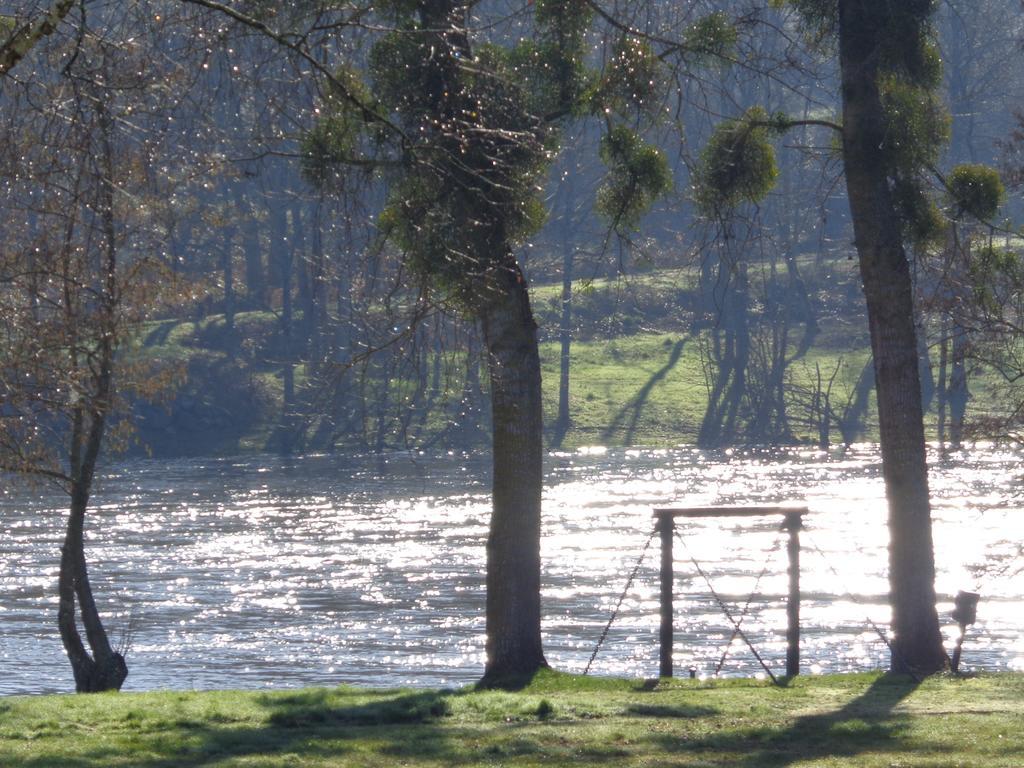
[{"x1": 1, "y1": 445, "x2": 1022, "y2": 695}]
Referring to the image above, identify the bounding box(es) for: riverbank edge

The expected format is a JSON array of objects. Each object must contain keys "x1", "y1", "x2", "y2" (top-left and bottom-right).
[{"x1": 3, "y1": 670, "x2": 1023, "y2": 766}]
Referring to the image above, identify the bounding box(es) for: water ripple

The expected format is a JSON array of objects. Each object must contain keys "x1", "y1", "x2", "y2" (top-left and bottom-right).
[{"x1": 1, "y1": 445, "x2": 1021, "y2": 694}]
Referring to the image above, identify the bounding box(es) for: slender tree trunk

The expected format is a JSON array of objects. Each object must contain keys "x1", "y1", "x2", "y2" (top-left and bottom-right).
[
  {"x1": 242, "y1": 197, "x2": 265, "y2": 307},
  {"x1": 222, "y1": 223, "x2": 236, "y2": 335},
  {"x1": 948, "y1": 325, "x2": 968, "y2": 450},
  {"x1": 839, "y1": 358, "x2": 874, "y2": 446},
  {"x1": 479, "y1": 261, "x2": 547, "y2": 684},
  {"x1": 917, "y1": 316, "x2": 935, "y2": 412},
  {"x1": 937, "y1": 332, "x2": 949, "y2": 452},
  {"x1": 785, "y1": 253, "x2": 819, "y2": 359},
  {"x1": 720, "y1": 262, "x2": 750, "y2": 441},
  {"x1": 268, "y1": 202, "x2": 296, "y2": 454},
  {"x1": 290, "y1": 202, "x2": 314, "y2": 346},
  {"x1": 308, "y1": 201, "x2": 328, "y2": 380},
  {"x1": 455, "y1": 330, "x2": 486, "y2": 448},
  {"x1": 839, "y1": 0, "x2": 946, "y2": 674},
  {"x1": 553, "y1": 244, "x2": 573, "y2": 447}
]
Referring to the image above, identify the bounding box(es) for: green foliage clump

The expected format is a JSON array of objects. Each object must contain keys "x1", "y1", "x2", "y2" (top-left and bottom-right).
[
  {"x1": 596, "y1": 126, "x2": 672, "y2": 231},
  {"x1": 947, "y1": 164, "x2": 1005, "y2": 221},
  {"x1": 683, "y1": 12, "x2": 738, "y2": 62},
  {"x1": 507, "y1": 40, "x2": 594, "y2": 119},
  {"x1": 695, "y1": 107, "x2": 782, "y2": 214},
  {"x1": 770, "y1": 0, "x2": 836, "y2": 41},
  {"x1": 300, "y1": 66, "x2": 378, "y2": 188},
  {"x1": 969, "y1": 244, "x2": 1023, "y2": 313},
  {"x1": 874, "y1": 73, "x2": 949, "y2": 247},
  {"x1": 372, "y1": 23, "x2": 553, "y2": 304},
  {"x1": 779, "y1": 0, "x2": 949, "y2": 254},
  {"x1": 877, "y1": 77, "x2": 949, "y2": 175},
  {"x1": 508, "y1": 0, "x2": 594, "y2": 118},
  {"x1": 877, "y1": 5, "x2": 942, "y2": 86},
  {"x1": 534, "y1": 0, "x2": 592, "y2": 42},
  {"x1": 891, "y1": 177, "x2": 945, "y2": 249},
  {"x1": 369, "y1": 32, "x2": 434, "y2": 115},
  {"x1": 371, "y1": 0, "x2": 420, "y2": 21},
  {"x1": 598, "y1": 36, "x2": 664, "y2": 114}
]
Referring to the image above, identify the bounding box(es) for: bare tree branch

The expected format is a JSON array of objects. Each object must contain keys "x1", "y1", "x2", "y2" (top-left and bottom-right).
[
  {"x1": 0, "y1": 0, "x2": 76, "y2": 76},
  {"x1": 175, "y1": 0, "x2": 410, "y2": 147}
]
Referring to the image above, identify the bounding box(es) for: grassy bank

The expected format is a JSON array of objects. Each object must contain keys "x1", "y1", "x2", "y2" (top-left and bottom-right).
[
  {"x1": 3, "y1": 671, "x2": 1023, "y2": 766},
  {"x1": 538, "y1": 331, "x2": 872, "y2": 448}
]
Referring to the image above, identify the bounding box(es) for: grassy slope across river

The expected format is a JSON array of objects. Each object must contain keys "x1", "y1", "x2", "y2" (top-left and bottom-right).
[
  {"x1": 131, "y1": 257, "x2": 885, "y2": 456},
  {"x1": 3, "y1": 671, "x2": 1022, "y2": 767}
]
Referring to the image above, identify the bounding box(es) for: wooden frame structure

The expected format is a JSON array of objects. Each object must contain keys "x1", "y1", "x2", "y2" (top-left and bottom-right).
[{"x1": 653, "y1": 506, "x2": 807, "y2": 679}]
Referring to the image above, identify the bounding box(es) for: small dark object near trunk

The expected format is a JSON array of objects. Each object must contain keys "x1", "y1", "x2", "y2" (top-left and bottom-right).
[{"x1": 950, "y1": 590, "x2": 980, "y2": 674}]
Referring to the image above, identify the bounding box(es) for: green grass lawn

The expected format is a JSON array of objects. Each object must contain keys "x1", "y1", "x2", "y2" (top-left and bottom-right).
[{"x1": 3, "y1": 671, "x2": 1022, "y2": 767}]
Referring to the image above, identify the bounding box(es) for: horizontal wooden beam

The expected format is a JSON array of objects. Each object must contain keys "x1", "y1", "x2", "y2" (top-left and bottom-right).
[{"x1": 653, "y1": 506, "x2": 807, "y2": 519}]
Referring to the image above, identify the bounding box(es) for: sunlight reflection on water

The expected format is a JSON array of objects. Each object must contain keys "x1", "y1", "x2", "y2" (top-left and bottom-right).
[{"x1": 0, "y1": 444, "x2": 1022, "y2": 694}]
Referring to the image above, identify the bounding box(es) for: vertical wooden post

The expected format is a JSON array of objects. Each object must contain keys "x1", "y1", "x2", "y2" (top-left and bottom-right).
[
  {"x1": 784, "y1": 512, "x2": 802, "y2": 677},
  {"x1": 658, "y1": 511, "x2": 674, "y2": 678}
]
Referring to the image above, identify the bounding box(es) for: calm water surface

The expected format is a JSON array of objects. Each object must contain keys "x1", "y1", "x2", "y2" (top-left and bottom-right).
[{"x1": 1, "y1": 445, "x2": 1022, "y2": 695}]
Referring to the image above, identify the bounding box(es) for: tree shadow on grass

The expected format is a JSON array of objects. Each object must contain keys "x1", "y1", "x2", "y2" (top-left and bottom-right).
[
  {"x1": 601, "y1": 336, "x2": 688, "y2": 446},
  {"x1": 143, "y1": 320, "x2": 177, "y2": 348},
  {"x1": 3, "y1": 689, "x2": 467, "y2": 768},
  {"x1": 649, "y1": 673, "x2": 921, "y2": 767}
]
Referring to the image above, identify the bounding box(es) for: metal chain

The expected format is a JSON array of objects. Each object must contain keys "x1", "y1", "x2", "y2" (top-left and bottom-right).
[
  {"x1": 801, "y1": 527, "x2": 920, "y2": 683},
  {"x1": 714, "y1": 522, "x2": 787, "y2": 676},
  {"x1": 676, "y1": 528, "x2": 779, "y2": 685},
  {"x1": 583, "y1": 527, "x2": 656, "y2": 675}
]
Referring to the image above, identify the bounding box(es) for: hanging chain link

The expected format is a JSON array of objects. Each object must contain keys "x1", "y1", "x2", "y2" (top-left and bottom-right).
[
  {"x1": 676, "y1": 528, "x2": 779, "y2": 685},
  {"x1": 713, "y1": 523, "x2": 787, "y2": 676},
  {"x1": 583, "y1": 527, "x2": 656, "y2": 675},
  {"x1": 801, "y1": 527, "x2": 920, "y2": 683}
]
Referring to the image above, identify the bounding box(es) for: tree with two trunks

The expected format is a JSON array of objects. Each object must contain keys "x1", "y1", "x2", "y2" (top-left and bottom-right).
[{"x1": 1, "y1": 9, "x2": 199, "y2": 692}]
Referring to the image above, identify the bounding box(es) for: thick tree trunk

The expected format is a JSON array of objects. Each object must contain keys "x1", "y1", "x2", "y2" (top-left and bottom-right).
[
  {"x1": 479, "y1": 262, "x2": 547, "y2": 684},
  {"x1": 839, "y1": 0, "x2": 946, "y2": 674}
]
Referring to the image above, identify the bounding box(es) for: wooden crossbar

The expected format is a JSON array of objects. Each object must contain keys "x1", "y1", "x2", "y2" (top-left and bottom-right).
[{"x1": 654, "y1": 506, "x2": 807, "y2": 518}]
